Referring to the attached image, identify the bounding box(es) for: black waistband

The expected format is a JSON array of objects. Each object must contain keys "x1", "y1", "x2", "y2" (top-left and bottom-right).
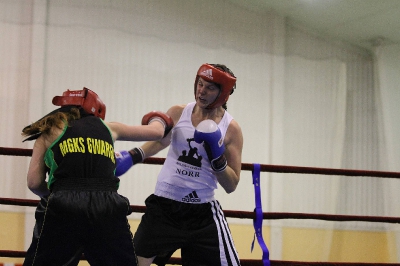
[{"x1": 51, "y1": 177, "x2": 119, "y2": 192}]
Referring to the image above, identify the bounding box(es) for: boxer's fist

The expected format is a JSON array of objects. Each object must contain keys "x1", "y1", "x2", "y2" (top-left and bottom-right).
[
  {"x1": 142, "y1": 111, "x2": 174, "y2": 137},
  {"x1": 115, "y1": 148, "x2": 144, "y2": 177},
  {"x1": 194, "y1": 120, "x2": 227, "y2": 172}
]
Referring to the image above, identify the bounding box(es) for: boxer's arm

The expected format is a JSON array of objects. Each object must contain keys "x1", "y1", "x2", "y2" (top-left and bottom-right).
[
  {"x1": 116, "y1": 135, "x2": 171, "y2": 177},
  {"x1": 27, "y1": 136, "x2": 50, "y2": 197},
  {"x1": 115, "y1": 106, "x2": 182, "y2": 176},
  {"x1": 107, "y1": 122, "x2": 164, "y2": 142},
  {"x1": 214, "y1": 120, "x2": 243, "y2": 193},
  {"x1": 137, "y1": 105, "x2": 183, "y2": 158},
  {"x1": 139, "y1": 136, "x2": 171, "y2": 158},
  {"x1": 111, "y1": 111, "x2": 170, "y2": 177}
]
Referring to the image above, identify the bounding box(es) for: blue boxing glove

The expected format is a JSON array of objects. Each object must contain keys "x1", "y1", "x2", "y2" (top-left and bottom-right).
[
  {"x1": 194, "y1": 119, "x2": 227, "y2": 172},
  {"x1": 115, "y1": 147, "x2": 144, "y2": 177}
]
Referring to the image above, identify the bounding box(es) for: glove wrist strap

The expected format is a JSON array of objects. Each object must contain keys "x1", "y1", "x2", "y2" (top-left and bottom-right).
[
  {"x1": 211, "y1": 154, "x2": 227, "y2": 172},
  {"x1": 129, "y1": 147, "x2": 144, "y2": 165}
]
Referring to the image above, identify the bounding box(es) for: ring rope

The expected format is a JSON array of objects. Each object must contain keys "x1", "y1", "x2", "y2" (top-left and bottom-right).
[
  {"x1": 2, "y1": 147, "x2": 400, "y2": 179},
  {"x1": 0, "y1": 249, "x2": 398, "y2": 266},
  {"x1": 1, "y1": 146, "x2": 400, "y2": 265},
  {"x1": 1, "y1": 197, "x2": 399, "y2": 224}
]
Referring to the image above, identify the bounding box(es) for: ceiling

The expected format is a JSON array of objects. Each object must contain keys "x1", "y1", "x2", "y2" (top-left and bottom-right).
[{"x1": 228, "y1": 0, "x2": 400, "y2": 51}]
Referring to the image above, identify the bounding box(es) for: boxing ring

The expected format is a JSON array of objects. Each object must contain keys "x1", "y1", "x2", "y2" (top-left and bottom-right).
[{"x1": 1, "y1": 146, "x2": 400, "y2": 266}]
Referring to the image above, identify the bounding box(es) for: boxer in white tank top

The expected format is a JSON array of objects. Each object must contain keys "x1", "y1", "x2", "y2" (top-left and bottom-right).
[{"x1": 116, "y1": 64, "x2": 243, "y2": 266}]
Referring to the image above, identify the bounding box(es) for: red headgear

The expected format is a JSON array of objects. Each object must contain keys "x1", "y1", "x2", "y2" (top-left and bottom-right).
[
  {"x1": 194, "y1": 64, "x2": 236, "y2": 109},
  {"x1": 52, "y1": 87, "x2": 106, "y2": 120}
]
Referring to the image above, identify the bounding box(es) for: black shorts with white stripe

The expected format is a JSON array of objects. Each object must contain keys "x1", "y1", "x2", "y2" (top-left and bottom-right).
[{"x1": 133, "y1": 194, "x2": 241, "y2": 266}]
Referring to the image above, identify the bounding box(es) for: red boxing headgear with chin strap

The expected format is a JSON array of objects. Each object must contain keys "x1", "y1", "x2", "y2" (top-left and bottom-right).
[
  {"x1": 52, "y1": 87, "x2": 106, "y2": 120},
  {"x1": 194, "y1": 64, "x2": 236, "y2": 109}
]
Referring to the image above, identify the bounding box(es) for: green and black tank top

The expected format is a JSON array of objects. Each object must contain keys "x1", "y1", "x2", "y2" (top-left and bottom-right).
[{"x1": 44, "y1": 116, "x2": 117, "y2": 190}]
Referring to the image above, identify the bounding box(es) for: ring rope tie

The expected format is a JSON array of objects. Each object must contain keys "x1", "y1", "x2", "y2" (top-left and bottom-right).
[{"x1": 251, "y1": 163, "x2": 270, "y2": 266}]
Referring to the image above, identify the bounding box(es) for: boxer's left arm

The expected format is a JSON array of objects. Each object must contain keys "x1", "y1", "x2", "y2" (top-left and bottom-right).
[
  {"x1": 107, "y1": 121, "x2": 164, "y2": 142},
  {"x1": 215, "y1": 120, "x2": 243, "y2": 194},
  {"x1": 107, "y1": 111, "x2": 173, "y2": 142},
  {"x1": 135, "y1": 105, "x2": 183, "y2": 158},
  {"x1": 27, "y1": 135, "x2": 50, "y2": 197},
  {"x1": 113, "y1": 105, "x2": 181, "y2": 178}
]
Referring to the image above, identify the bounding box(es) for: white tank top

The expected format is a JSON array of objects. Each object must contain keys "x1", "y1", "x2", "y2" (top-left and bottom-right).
[{"x1": 154, "y1": 102, "x2": 233, "y2": 203}]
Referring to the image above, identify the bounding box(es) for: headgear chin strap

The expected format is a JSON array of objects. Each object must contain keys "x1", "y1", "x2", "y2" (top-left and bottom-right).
[
  {"x1": 52, "y1": 87, "x2": 106, "y2": 120},
  {"x1": 194, "y1": 64, "x2": 236, "y2": 109}
]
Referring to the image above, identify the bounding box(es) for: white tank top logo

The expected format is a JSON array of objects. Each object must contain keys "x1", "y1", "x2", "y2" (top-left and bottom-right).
[{"x1": 177, "y1": 138, "x2": 203, "y2": 167}]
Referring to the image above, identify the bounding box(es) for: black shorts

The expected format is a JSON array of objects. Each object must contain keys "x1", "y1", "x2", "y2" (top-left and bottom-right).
[
  {"x1": 23, "y1": 190, "x2": 137, "y2": 266},
  {"x1": 133, "y1": 194, "x2": 241, "y2": 266}
]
